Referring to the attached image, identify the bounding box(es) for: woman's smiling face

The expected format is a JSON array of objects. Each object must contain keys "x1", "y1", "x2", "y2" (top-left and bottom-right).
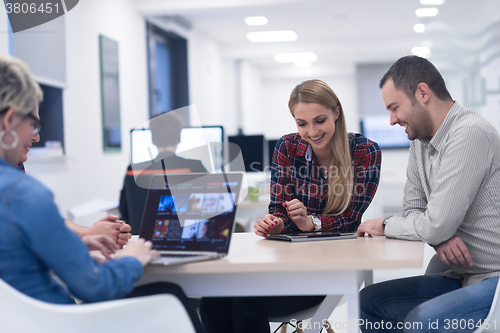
[
  {"x1": 0, "y1": 107, "x2": 40, "y2": 165},
  {"x1": 292, "y1": 102, "x2": 339, "y2": 155}
]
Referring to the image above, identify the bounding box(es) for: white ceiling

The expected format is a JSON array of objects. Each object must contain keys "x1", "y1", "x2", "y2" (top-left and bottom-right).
[{"x1": 135, "y1": 0, "x2": 500, "y2": 75}]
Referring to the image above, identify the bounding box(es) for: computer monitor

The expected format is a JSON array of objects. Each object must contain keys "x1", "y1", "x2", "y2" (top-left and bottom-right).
[
  {"x1": 228, "y1": 135, "x2": 265, "y2": 172},
  {"x1": 130, "y1": 126, "x2": 224, "y2": 171},
  {"x1": 360, "y1": 115, "x2": 410, "y2": 149}
]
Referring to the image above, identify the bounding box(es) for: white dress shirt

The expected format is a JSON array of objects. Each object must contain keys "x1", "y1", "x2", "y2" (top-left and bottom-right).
[{"x1": 385, "y1": 102, "x2": 500, "y2": 286}]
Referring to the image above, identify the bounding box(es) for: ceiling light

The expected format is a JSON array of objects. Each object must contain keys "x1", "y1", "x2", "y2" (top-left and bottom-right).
[
  {"x1": 274, "y1": 52, "x2": 317, "y2": 63},
  {"x1": 415, "y1": 8, "x2": 439, "y2": 17},
  {"x1": 420, "y1": 0, "x2": 445, "y2": 5},
  {"x1": 246, "y1": 30, "x2": 298, "y2": 43},
  {"x1": 413, "y1": 24, "x2": 425, "y2": 33},
  {"x1": 295, "y1": 61, "x2": 312, "y2": 68},
  {"x1": 412, "y1": 46, "x2": 431, "y2": 58},
  {"x1": 245, "y1": 16, "x2": 268, "y2": 26}
]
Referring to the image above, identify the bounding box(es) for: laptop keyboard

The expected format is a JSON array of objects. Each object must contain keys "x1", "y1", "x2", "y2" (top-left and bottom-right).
[{"x1": 160, "y1": 253, "x2": 203, "y2": 258}]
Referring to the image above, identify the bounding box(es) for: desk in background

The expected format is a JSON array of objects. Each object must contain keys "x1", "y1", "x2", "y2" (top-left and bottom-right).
[
  {"x1": 235, "y1": 195, "x2": 270, "y2": 231},
  {"x1": 138, "y1": 233, "x2": 423, "y2": 333}
]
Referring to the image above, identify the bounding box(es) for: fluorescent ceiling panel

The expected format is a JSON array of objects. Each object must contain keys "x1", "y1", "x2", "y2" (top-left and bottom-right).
[
  {"x1": 246, "y1": 30, "x2": 298, "y2": 42},
  {"x1": 245, "y1": 16, "x2": 268, "y2": 25},
  {"x1": 415, "y1": 8, "x2": 439, "y2": 17}
]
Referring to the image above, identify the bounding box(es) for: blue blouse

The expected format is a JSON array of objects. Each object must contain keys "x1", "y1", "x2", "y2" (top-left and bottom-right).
[{"x1": 0, "y1": 157, "x2": 143, "y2": 304}]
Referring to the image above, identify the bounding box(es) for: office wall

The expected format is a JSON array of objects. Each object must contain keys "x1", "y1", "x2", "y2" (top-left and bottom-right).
[
  {"x1": 479, "y1": 37, "x2": 500, "y2": 132},
  {"x1": 21, "y1": 0, "x2": 240, "y2": 221},
  {"x1": 25, "y1": 0, "x2": 149, "y2": 220},
  {"x1": 188, "y1": 29, "x2": 238, "y2": 135},
  {"x1": 482, "y1": 57, "x2": 500, "y2": 131},
  {"x1": 260, "y1": 74, "x2": 359, "y2": 140},
  {"x1": 0, "y1": 6, "x2": 8, "y2": 55},
  {"x1": 12, "y1": 15, "x2": 66, "y2": 86},
  {"x1": 239, "y1": 61, "x2": 264, "y2": 136}
]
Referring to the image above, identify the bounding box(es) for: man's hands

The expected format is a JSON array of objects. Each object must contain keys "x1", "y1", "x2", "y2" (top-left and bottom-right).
[
  {"x1": 255, "y1": 214, "x2": 284, "y2": 237},
  {"x1": 356, "y1": 218, "x2": 385, "y2": 237},
  {"x1": 81, "y1": 235, "x2": 119, "y2": 261},
  {"x1": 357, "y1": 217, "x2": 473, "y2": 267},
  {"x1": 357, "y1": 216, "x2": 473, "y2": 268},
  {"x1": 434, "y1": 236, "x2": 473, "y2": 267},
  {"x1": 86, "y1": 214, "x2": 132, "y2": 247}
]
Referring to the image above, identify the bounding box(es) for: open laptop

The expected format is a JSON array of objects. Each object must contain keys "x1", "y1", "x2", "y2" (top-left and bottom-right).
[
  {"x1": 139, "y1": 172, "x2": 243, "y2": 266},
  {"x1": 266, "y1": 231, "x2": 357, "y2": 242}
]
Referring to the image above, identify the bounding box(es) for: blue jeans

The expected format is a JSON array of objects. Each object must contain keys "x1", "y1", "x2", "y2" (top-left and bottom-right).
[{"x1": 359, "y1": 274, "x2": 499, "y2": 333}]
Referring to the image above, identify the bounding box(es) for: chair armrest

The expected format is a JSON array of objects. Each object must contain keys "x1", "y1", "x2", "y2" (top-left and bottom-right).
[{"x1": 425, "y1": 253, "x2": 451, "y2": 275}]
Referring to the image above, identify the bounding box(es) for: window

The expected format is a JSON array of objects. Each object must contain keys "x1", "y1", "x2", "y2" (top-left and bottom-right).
[
  {"x1": 147, "y1": 23, "x2": 189, "y2": 123},
  {"x1": 32, "y1": 84, "x2": 65, "y2": 153}
]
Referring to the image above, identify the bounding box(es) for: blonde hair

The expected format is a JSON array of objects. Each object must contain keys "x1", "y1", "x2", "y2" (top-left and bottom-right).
[
  {"x1": 0, "y1": 55, "x2": 43, "y2": 116},
  {"x1": 289, "y1": 79, "x2": 353, "y2": 216}
]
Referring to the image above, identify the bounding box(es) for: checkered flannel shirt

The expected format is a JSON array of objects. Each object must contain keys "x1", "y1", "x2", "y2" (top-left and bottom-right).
[{"x1": 269, "y1": 133, "x2": 381, "y2": 233}]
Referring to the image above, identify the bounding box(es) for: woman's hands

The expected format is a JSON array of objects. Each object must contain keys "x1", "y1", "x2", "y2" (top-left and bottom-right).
[
  {"x1": 83, "y1": 235, "x2": 159, "y2": 266},
  {"x1": 82, "y1": 235, "x2": 119, "y2": 260},
  {"x1": 254, "y1": 199, "x2": 315, "y2": 237},
  {"x1": 89, "y1": 214, "x2": 132, "y2": 247},
  {"x1": 254, "y1": 214, "x2": 284, "y2": 237},
  {"x1": 284, "y1": 199, "x2": 313, "y2": 231},
  {"x1": 115, "y1": 238, "x2": 160, "y2": 267}
]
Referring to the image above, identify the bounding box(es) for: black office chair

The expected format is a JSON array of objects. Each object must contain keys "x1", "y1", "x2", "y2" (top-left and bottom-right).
[{"x1": 123, "y1": 174, "x2": 149, "y2": 235}]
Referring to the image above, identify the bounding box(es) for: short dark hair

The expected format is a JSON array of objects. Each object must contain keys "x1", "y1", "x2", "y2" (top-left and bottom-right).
[
  {"x1": 380, "y1": 55, "x2": 452, "y2": 102},
  {"x1": 149, "y1": 111, "x2": 183, "y2": 148}
]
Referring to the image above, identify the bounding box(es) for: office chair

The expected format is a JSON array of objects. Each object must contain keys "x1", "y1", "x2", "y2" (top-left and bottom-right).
[
  {"x1": 269, "y1": 269, "x2": 373, "y2": 333},
  {"x1": 425, "y1": 254, "x2": 500, "y2": 333},
  {"x1": 0, "y1": 278, "x2": 196, "y2": 333},
  {"x1": 124, "y1": 173, "x2": 149, "y2": 234}
]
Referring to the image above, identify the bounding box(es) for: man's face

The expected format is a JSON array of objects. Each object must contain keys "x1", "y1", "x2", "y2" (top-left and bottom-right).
[{"x1": 381, "y1": 79, "x2": 433, "y2": 140}]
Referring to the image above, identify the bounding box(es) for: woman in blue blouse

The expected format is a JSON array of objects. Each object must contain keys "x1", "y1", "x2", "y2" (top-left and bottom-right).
[
  {"x1": 0, "y1": 55, "x2": 206, "y2": 332},
  {"x1": 199, "y1": 79, "x2": 381, "y2": 333}
]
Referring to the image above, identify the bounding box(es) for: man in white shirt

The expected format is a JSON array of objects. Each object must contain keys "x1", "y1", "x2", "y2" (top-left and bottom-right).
[{"x1": 357, "y1": 55, "x2": 500, "y2": 333}]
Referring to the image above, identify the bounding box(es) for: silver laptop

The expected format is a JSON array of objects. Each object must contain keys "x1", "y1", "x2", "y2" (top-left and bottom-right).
[{"x1": 139, "y1": 172, "x2": 243, "y2": 266}]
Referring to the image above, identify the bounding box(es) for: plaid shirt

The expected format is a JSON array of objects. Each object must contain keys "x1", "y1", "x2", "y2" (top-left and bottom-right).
[{"x1": 269, "y1": 133, "x2": 381, "y2": 233}]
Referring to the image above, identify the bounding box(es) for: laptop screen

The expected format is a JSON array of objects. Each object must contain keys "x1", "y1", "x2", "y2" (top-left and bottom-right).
[{"x1": 139, "y1": 173, "x2": 242, "y2": 254}]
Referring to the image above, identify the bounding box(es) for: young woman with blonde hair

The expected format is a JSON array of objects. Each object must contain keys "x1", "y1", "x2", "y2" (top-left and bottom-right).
[{"x1": 199, "y1": 79, "x2": 382, "y2": 333}]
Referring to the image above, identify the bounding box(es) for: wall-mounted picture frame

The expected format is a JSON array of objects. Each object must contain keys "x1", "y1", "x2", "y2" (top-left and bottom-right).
[{"x1": 99, "y1": 35, "x2": 122, "y2": 151}]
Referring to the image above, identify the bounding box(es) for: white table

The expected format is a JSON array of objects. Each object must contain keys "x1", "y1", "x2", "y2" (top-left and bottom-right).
[{"x1": 138, "y1": 233, "x2": 424, "y2": 333}]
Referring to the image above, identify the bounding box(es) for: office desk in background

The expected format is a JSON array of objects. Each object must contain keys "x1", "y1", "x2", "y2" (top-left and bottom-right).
[
  {"x1": 138, "y1": 233, "x2": 423, "y2": 333},
  {"x1": 235, "y1": 195, "x2": 270, "y2": 231}
]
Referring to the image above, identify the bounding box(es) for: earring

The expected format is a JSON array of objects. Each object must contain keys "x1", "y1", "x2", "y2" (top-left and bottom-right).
[{"x1": 0, "y1": 130, "x2": 19, "y2": 150}]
